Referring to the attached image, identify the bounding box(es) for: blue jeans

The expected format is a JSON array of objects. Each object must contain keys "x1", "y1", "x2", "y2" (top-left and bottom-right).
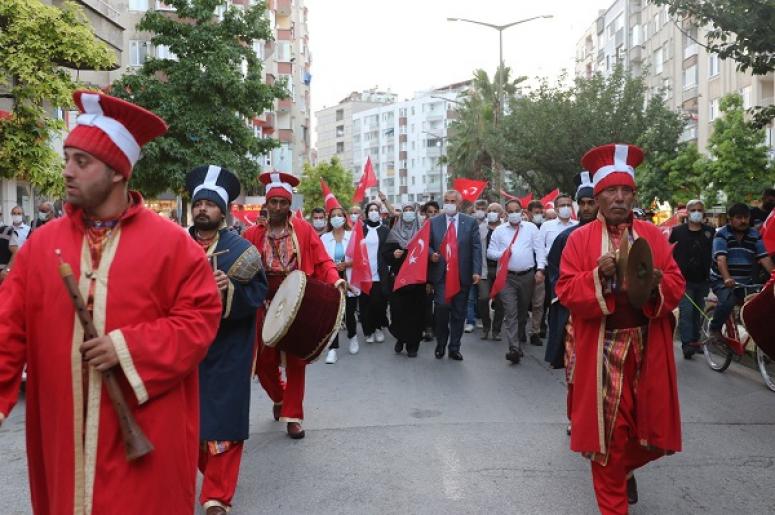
[
  {"x1": 678, "y1": 281, "x2": 709, "y2": 345},
  {"x1": 466, "y1": 284, "x2": 478, "y2": 325},
  {"x1": 709, "y1": 280, "x2": 745, "y2": 332}
]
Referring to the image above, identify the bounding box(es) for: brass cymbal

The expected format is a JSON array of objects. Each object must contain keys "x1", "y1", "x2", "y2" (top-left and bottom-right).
[{"x1": 627, "y1": 238, "x2": 654, "y2": 309}]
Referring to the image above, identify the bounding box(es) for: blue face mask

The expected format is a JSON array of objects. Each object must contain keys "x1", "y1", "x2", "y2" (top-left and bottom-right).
[
  {"x1": 402, "y1": 211, "x2": 416, "y2": 223},
  {"x1": 330, "y1": 216, "x2": 345, "y2": 229}
]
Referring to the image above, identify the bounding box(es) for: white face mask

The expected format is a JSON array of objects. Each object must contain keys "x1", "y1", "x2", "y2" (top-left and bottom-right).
[
  {"x1": 350, "y1": 213, "x2": 360, "y2": 223},
  {"x1": 402, "y1": 211, "x2": 416, "y2": 223},
  {"x1": 558, "y1": 206, "x2": 573, "y2": 220},
  {"x1": 330, "y1": 216, "x2": 345, "y2": 229},
  {"x1": 11, "y1": 215, "x2": 22, "y2": 225},
  {"x1": 444, "y1": 203, "x2": 457, "y2": 216},
  {"x1": 486, "y1": 212, "x2": 500, "y2": 223},
  {"x1": 367, "y1": 211, "x2": 381, "y2": 223},
  {"x1": 688, "y1": 211, "x2": 703, "y2": 223},
  {"x1": 532, "y1": 214, "x2": 544, "y2": 225},
  {"x1": 508, "y1": 212, "x2": 522, "y2": 225},
  {"x1": 38, "y1": 211, "x2": 49, "y2": 221},
  {"x1": 474, "y1": 209, "x2": 486, "y2": 220},
  {"x1": 312, "y1": 218, "x2": 326, "y2": 230}
]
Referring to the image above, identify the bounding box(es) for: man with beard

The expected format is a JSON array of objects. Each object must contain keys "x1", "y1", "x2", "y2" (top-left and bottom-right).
[
  {"x1": 244, "y1": 172, "x2": 345, "y2": 439},
  {"x1": 0, "y1": 91, "x2": 222, "y2": 514},
  {"x1": 557, "y1": 144, "x2": 684, "y2": 514},
  {"x1": 186, "y1": 165, "x2": 267, "y2": 514},
  {"x1": 544, "y1": 172, "x2": 597, "y2": 435}
]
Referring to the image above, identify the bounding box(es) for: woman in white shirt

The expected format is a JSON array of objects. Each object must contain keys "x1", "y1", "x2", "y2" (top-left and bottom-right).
[{"x1": 360, "y1": 202, "x2": 391, "y2": 344}]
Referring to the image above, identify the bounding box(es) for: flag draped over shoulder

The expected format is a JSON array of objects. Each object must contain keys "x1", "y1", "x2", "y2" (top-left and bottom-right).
[{"x1": 346, "y1": 221, "x2": 372, "y2": 294}]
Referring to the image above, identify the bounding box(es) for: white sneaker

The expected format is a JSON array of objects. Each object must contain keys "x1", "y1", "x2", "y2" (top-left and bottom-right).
[
  {"x1": 325, "y1": 349, "x2": 337, "y2": 364},
  {"x1": 366, "y1": 334, "x2": 375, "y2": 343},
  {"x1": 476, "y1": 319, "x2": 483, "y2": 329},
  {"x1": 464, "y1": 323, "x2": 474, "y2": 333},
  {"x1": 375, "y1": 328, "x2": 385, "y2": 342},
  {"x1": 348, "y1": 336, "x2": 360, "y2": 354}
]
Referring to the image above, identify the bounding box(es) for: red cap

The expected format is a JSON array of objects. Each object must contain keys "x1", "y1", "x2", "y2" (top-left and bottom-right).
[
  {"x1": 64, "y1": 90, "x2": 167, "y2": 179},
  {"x1": 581, "y1": 143, "x2": 643, "y2": 195},
  {"x1": 320, "y1": 178, "x2": 342, "y2": 212},
  {"x1": 259, "y1": 171, "x2": 299, "y2": 201}
]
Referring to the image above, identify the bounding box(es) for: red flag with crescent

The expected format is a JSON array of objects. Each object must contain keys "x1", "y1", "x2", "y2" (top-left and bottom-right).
[
  {"x1": 440, "y1": 222, "x2": 460, "y2": 303},
  {"x1": 352, "y1": 156, "x2": 378, "y2": 204},
  {"x1": 453, "y1": 178, "x2": 487, "y2": 203},
  {"x1": 320, "y1": 178, "x2": 341, "y2": 212},
  {"x1": 393, "y1": 222, "x2": 431, "y2": 291},
  {"x1": 346, "y1": 220, "x2": 372, "y2": 294},
  {"x1": 762, "y1": 210, "x2": 775, "y2": 254},
  {"x1": 490, "y1": 226, "x2": 520, "y2": 300}
]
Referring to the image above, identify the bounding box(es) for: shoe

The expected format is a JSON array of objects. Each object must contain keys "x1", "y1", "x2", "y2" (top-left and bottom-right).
[
  {"x1": 449, "y1": 350, "x2": 463, "y2": 361},
  {"x1": 682, "y1": 345, "x2": 695, "y2": 360},
  {"x1": 464, "y1": 323, "x2": 474, "y2": 333},
  {"x1": 205, "y1": 505, "x2": 228, "y2": 515},
  {"x1": 492, "y1": 332, "x2": 502, "y2": 341},
  {"x1": 407, "y1": 350, "x2": 418, "y2": 358},
  {"x1": 348, "y1": 336, "x2": 360, "y2": 355},
  {"x1": 325, "y1": 349, "x2": 337, "y2": 364},
  {"x1": 480, "y1": 331, "x2": 490, "y2": 340},
  {"x1": 476, "y1": 319, "x2": 483, "y2": 329},
  {"x1": 272, "y1": 404, "x2": 281, "y2": 421},
  {"x1": 366, "y1": 333, "x2": 375, "y2": 343},
  {"x1": 506, "y1": 348, "x2": 522, "y2": 364},
  {"x1": 394, "y1": 341, "x2": 404, "y2": 354},
  {"x1": 434, "y1": 344, "x2": 445, "y2": 359},
  {"x1": 287, "y1": 422, "x2": 305, "y2": 439},
  {"x1": 627, "y1": 475, "x2": 638, "y2": 505},
  {"x1": 423, "y1": 330, "x2": 433, "y2": 342},
  {"x1": 375, "y1": 328, "x2": 385, "y2": 342},
  {"x1": 530, "y1": 334, "x2": 543, "y2": 346}
]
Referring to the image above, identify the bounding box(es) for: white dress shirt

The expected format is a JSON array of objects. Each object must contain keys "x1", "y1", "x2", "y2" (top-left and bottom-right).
[
  {"x1": 487, "y1": 221, "x2": 546, "y2": 272},
  {"x1": 364, "y1": 226, "x2": 380, "y2": 281},
  {"x1": 538, "y1": 218, "x2": 578, "y2": 254},
  {"x1": 12, "y1": 223, "x2": 30, "y2": 247}
]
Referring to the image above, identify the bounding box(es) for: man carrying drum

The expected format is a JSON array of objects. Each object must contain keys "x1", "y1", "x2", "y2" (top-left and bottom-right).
[{"x1": 244, "y1": 172, "x2": 346, "y2": 439}]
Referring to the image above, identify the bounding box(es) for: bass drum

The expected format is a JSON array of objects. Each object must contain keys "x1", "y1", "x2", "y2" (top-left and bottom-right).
[
  {"x1": 262, "y1": 270, "x2": 345, "y2": 363},
  {"x1": 741, "y1": 278, "x2": 775, "y2": 361}
]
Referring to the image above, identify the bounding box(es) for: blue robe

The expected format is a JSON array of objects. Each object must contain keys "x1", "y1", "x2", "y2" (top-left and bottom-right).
[{"x1": 193, "y1": 227, "x2": 267, "y2": 441}]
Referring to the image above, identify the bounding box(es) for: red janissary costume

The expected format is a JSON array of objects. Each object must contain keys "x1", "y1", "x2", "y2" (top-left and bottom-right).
[
  {"x1": 243, "y1": 172, "x2": 341, "y2": 432},
  {"x1": 556, "y1": 144, "x2": 683, "y2": 515},
  {"x1": 0, "y1": 91, "x2": 222, "y2": 514}
]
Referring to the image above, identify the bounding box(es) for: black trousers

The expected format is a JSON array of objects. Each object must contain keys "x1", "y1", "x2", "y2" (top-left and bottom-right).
[
  {"x1": 435, "y1": 287, "x2": 470, "y2": 353},
  {"x1": 331, "y1": 296, "x2": 359, "y2": 349},
  {"x1": 358, "y1": 282, "x2": 387, "y2": 336}
]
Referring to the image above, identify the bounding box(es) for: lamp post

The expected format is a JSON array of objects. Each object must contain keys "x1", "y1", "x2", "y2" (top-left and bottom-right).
[{"x1": 447, "y1": 15, "x2": 552, "y2": 199}]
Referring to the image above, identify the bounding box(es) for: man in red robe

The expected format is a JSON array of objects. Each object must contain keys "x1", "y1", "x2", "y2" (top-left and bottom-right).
[
  {"x1": 0, "y1": 91, "x2": 222, "y2": 513},
  {"x1": 244, "y1": 172, "x2": 345, "y2": 439},
  {"x1": 556, "y1": 144, "x2": 683, "y2": 515}
]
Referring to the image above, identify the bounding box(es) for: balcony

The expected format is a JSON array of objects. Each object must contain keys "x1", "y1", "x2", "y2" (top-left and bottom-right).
[
  {"x1": 679, "y1": 123, "x2": 697, "y2": 143},
  {"x1": 278, "y1": 129, "x2": 293, "y2": 143},
  {"x1": 629, "y1": 45, "x2": 642, "y2": 63},
  {"x1": 276, "y1": 0, "x2": 291, "y2": 17},
  {"x1": 684, "y1": 44, "x2": 699, "y2": 60},
  {"x1": 682, "y1": 86, "x2": 698, "y2": 102}
]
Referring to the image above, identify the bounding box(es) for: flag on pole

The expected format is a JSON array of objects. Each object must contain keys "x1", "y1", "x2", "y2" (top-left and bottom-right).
[
  {"x1": 500, "y1": 189, "x2": 518, "y2": 201},
  {"x1": 441, "y1": 222, "x2": 460, "y2": 304},
  {"x1": 320, "y1": 178, "x2": 341, "y2": 212},
  {"x1": 346, "y1": 220, "x2": 372, "y2": 294},
  {"x1": 352, "y1": 156, "x2": 378, "y2": 204},
  {"x1": 540, "y1": 188, "x2": 560, "y2": 208},
  {"x1": 518, "y1": 192, "x2": 534, "y2": 207},
  {"x1": 393, "y1": 223, "x2": 431, "y2": 291},
  {"x1": 453, "y1": 178, "x2": 487, "y2": 203}
]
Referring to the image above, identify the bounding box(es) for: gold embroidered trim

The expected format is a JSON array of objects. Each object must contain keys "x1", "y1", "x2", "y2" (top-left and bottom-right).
[{"x1": 110, "y1": 329, "x2": 149, "y2": 405}]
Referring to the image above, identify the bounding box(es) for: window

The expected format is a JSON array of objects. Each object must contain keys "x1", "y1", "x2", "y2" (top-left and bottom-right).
[
  {"x1": 336, "y1": 109, "x2": 344, "y2": 121},
  {"x1": 709, "y1": 53, "x2": 720, "y2": 77},
  {"x1": 336, "y1": 142, "x2": 344, "y2": 153},
  {"x1": 709, "y1": 98, "x2": 720, "y2": 121},
  {"x1": 276, "y1": 41, "x2": 291, "y2": 62},
  {"x1": 683, "y1": 64, "x2": 697, "y2": 89},
  {"x1": 662, "y1": 78, "x2": 671, "y2": 97},
  {"x1": 741, "y1": 86, "x2": 752, "y2": 109},
  {"x1": 614, "y1": 13, "x2": 624, "y2": 32},
  {"x1": 129, "y1": 0, "x2": 148, "y2": 11},
  {"x1": 642, "y1": 22, "x2": 649, "y2": 42},
  {"x1": 654, "y1": 47, "x2": 664, "y2": 75},
  {"x1": 279, "y1": 74, "x2": 293, "y2": 96},
  {"x1": 336, "y1": 125, "x2": 344, "y2": 138},
  {"x1": 653, "y1": 14, "x2": 660, "y2": 32},
  {"x1": 156, "y1": 45, "x2": 177, "y2": 61},
  {"x1": 411, "y1": 177, "x2": 416, "y2": 186},
  {"x1": 129, "y1": 40, "x2": 149, "y2": 66},
  {"x1": 606, "y1": 23, "x2": 614, "y2": 38}
]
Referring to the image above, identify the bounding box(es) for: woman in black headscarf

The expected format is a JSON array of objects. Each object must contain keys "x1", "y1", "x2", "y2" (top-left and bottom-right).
[{"x1": 383, "y1": 203, "x2": 425, "y2": 357}]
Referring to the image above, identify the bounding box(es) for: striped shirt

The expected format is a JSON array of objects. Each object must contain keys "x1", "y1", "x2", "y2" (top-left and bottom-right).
[{"x1": 710, "y1": 225, "x2": 768, "y2": 283}]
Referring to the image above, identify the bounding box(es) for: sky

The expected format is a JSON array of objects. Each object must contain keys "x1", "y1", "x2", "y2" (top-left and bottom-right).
[{"x1": 305, "y1": 0, "x2": 610, "y2": 143}]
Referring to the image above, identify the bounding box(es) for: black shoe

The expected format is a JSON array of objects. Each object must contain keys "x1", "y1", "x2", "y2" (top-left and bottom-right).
[
  {"x1": 530, "y1": 334, "x2": 543, "y2": 346},
  {"x1": 492, "y1": 332, "x2": 502, "y2": 341},
  {"x1": 627, "y1": 475, "x2": 638, "y2": 505},
  {"x1": 448, "y1": 350, "x2": 463, "y2": 361},
  {"x1": 682, "y1": 346, "x2": 695, "y2": 360},
  {"x1": 394, "y1": 341, "x2": 404, "y2": 354},
  {"x1": 423, "y1": 330, "x2": 433, "y2": 342},
  {"x1": 506, "y1": 348, "x2": 522, "y2": 364},
  {"x1": 434, "y1": 344, "x2": 445, "y2": 359},
  {"x1": 407, "y1": 350, "x2": 418, "y2": 358}
]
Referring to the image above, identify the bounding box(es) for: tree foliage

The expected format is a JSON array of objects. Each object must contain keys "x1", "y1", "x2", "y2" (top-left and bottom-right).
[
  {"x1": 110, "y1": 0, "x2": 286, "y2": 197},
  {"x1": 297, "y1": 157, "x2": 354, "y2": 215},
  {"x1": 701, "y1": 93, "x2": 773, "y2": 205},
  {"x1": 0, "y1": 0, "x2": 115, "y2": 195},
  {"x1": 663, "y1": 143, "x2": 705, "y2": 205}
]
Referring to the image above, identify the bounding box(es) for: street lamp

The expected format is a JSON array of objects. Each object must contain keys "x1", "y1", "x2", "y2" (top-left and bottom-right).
[{"x1": 447, "y1": 14, "x2": 553, "y2": 197}]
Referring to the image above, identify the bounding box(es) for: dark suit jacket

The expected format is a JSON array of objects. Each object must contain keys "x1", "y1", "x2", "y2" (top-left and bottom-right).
[{"x1": 428, "y1": 213, "x2": 482, "y2": 291}]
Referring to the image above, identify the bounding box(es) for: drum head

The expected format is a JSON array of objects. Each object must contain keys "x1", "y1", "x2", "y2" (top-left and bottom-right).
[
  {"x1": 626, "y1": 238, "x2": 654, "y2": 309},
  {"x1": 262, "y1": 271, "x2": 307, "y2": 346}
]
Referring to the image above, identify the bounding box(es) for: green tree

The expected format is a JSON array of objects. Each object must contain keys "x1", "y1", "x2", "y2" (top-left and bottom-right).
[
  {"x1": 663, "y1": 143, "x2": 706, "y2": 205},
  {"x1": 297, "y1": 157, "x2": 354, "y2": 215},
  {"x1": 110, "y1": 0, "x2": 286, "y2": 197},
  {"x1": 702, "y1": 93, "x2": 773, "y2": 205},
  {"x1": 0, "y1": 0, "x2": 115, "y2": 195}
]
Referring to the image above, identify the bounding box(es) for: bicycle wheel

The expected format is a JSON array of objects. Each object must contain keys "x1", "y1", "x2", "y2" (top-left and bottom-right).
[
  {"x1": 702, "y1": 307, "x2": 733, "y2": 372},
  {"x1": 756, "y1": 346, "x2": 775, "y2": 392}
]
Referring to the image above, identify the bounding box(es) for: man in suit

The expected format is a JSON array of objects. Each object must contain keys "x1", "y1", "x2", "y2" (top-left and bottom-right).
[{"x1": 429, "y1": 190, "x2": 482, "y2": 360}]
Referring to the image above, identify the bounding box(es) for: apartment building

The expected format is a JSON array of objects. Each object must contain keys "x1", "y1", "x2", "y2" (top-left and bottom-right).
[
  {"x1": 315, "y1": 89, "x2": 398, "y2": 179},
  {"x1": 351, "y1": 81, "x2": 470, "y2": 205}
]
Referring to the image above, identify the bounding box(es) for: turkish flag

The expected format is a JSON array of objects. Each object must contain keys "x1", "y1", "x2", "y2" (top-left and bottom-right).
[
  {"x1": 320, "y1": 178, "x2": 341, "y2": 212},
  {"x1": 490, "y1": 227, "x2": 520, "y2": 300},
  {"x1": 658, "y1": 208, "x2": 686, "y2": 239},
  {"x1": 540, "y1": 188, "x2": 560, "y2": 208},
  {"x1": 500, "y1": 189, "x2": 518, "y2": 201},
  {"x1": 441, "y1": 222, "x2": 460, "y2": 303},
  {"x1": 346, "y1": 220, "x2": 372, "y2": 295},
  {"x1": 762, "y1": 210, "x2": 775, "y2": 254},
  {"x1": 352, "y1": 156, "x2": 378, "y2": 204},
  {"x1": 453, "y1": 178, "x2": 487, "y2": 203},
  {"x1": 519, "y1": 192, "x2": 534, "y2": 207},
  {"x1": 393, "y1": 222, "x2": 431, "y2": 291}
]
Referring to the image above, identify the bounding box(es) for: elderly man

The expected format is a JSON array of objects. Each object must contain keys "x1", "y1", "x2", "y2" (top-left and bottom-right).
[
  {"x1": 557, "y1": 144, "x2": 684, "y2": 514},
  {"x1": 30, "y1": 200, "x2": 55, "y2": 230},
  {"x1": 428, "y1": 190, "x2": 482, "y2": 360},
  {"x1": 10, "y1": 206, "x2": 30, "y2": 247},
  {"x1": 479, "y1": 202, "x2": 505, "y2": 340}
]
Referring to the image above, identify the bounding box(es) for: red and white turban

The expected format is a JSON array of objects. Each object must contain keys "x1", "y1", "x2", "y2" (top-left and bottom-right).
[
  {"x1": 581, "y1": 143, "x2": 644, "y2": 195},
  {"x1": 259, "y1": 171, "x2": 299, "y2": 201}
]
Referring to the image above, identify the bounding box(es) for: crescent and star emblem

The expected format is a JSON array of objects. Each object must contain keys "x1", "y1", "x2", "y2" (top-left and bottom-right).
[{"x1": 408, "y1": 239, "x2": 425, "y2": 264}]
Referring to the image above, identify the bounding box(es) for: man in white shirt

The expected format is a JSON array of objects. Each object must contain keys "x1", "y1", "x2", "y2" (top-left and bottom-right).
[
  {"x1": 487, "y1": 199, "x2": 546, "y2": 363},
  {"x1": 10, "y1": 206, "x2": 31, "y2": 247},
  {"x1": 538, "y1": 194, "x2": 578, "y2": 254}
]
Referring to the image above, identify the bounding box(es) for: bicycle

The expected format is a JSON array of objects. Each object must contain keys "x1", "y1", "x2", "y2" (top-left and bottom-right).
[{"x1": 700, "y1": 283, "x2": 775, "y2": 392}]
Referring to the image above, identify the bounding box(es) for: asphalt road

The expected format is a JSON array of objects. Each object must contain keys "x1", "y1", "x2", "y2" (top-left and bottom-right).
[{"x1": 2, "y1": 328, "x2": 774, "y2": 514}]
